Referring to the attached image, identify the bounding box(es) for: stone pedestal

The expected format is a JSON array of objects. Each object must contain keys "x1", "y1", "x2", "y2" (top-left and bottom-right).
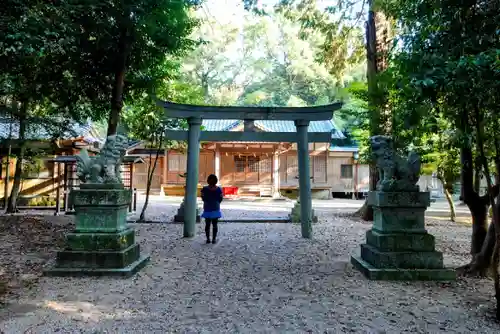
[
  {"x1": 174, "y1": 200, "x2": 200, "y2": 223},
  {"x1": 289, "y1": 200, "x2": 318, "y2": 224},
  {"x1": 44, "y1": 184, "x2": 150, "y2": 277},
  {"x1": 351, "y1": 191, "x2": 455, "y2": 281}
]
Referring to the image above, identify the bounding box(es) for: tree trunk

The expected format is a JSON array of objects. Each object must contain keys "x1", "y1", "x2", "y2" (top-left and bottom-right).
[
  {"x1": 355, "y1": 1, "x2": 390, "y2": 221},
  {"x1": 107, "y1": 29, "x2": 130, "y2": 136},
  {"x1": 474, "y1": 108, "x2": 500, "y2": 320},
  {"x1": 493, "y1": 132, "x2": 500, "y2": 319},
  {"x1": 201, "y1": 73, "x2": 209, "y2": 104},
  {"x1": 440, "y1": 177, "x2": 456, "y2": 222},
  {"x1": 359, "y1": 164, "x2": 378, "y2": 221},
  {"x1": 138, "y1": 131, "x2": 164, "y2": 222},
  {"x1": 458, "y1": 108, "x2": 500, "y2": 278},
  {"x1": 474, "y1": 165, "x2": 481, "y2": 194},
  {"x1": 458, "y1": 143, "x2": 495, "y2": 275},
  {"x1": 6, "y1": 103, "x2": 28, "y2": 213},
  {"x1": 495, "y1": 135, "x2": 500, "y2": 184},
  {"x1": 462, "y1": 187, "x2": 500, "y2": 275},
  {"x1": 469, "y1": 194, "x2": 490, "y2": 255},
  {"x1": 3, "y1": 102, "x2": 14, "y2": 210}
]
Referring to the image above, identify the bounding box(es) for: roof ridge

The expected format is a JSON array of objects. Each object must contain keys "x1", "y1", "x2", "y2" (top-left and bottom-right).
[
  {"x1": 253, "y1": 121, "x2": 272, "y2": 132},
  {"x1": 223, "y1": 120, "x2": 242, "y2": 131}
]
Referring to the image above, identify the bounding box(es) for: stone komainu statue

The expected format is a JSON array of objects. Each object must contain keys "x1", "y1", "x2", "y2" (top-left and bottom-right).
[
  {"x1": 75, "y1": 134, "x2": 129, "y2": 184},
  {"x1": 370, "y1": 135, "x2": 421, "y2": 192}
]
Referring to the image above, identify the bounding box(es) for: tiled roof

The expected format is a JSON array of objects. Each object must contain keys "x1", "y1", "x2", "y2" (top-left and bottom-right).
[
  {"x1": 201, "y1": 119, "x2": 240, "y2": 131},
  {"x1": 201, "y1": 119, "x2": 345, "y2": 139},
  {"x1": 0, "y1": 118, "x2": 101, "y2": 143},
  {"x1": 329, "y1": 145, "x2": 359, "y2": 152}
]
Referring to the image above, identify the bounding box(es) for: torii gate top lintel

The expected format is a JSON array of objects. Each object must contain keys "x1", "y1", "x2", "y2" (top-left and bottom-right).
[{"x1": 159, "y1": 100, "x2": 342, "y2": 121}]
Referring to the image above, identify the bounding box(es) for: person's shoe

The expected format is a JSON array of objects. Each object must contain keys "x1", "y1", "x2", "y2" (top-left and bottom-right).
[
  {"x1": 212, "y1": 239, "x2": 217, "y2": 244},
  {"x1": 206, "y1": 239, "x2": 211, "y2": 244}
]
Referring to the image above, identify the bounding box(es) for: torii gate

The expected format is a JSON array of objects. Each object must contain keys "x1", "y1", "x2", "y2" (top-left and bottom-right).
[{"x1": 158, "y1": 101, "x2": 342, "y2": 239}]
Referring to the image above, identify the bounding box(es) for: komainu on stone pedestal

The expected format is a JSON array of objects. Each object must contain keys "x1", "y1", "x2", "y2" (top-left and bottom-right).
[
  {"x1": 350, "y1": 136, "x2": 455, "y2": 281},
  {"x1": 370, "y1": 135, "x2": 421, "y2": 192},
  {"x1": 44, "y1": 135, "x2": 150, "y2": 277}
]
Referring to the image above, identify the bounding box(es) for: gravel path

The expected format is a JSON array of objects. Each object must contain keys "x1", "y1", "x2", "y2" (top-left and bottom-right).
[
  {"x1": 1, "y1": 209, "x2": 499, "y2": 333},
  {"x1": 127, "y1": 196, "x2": 295, "y2": 222}
]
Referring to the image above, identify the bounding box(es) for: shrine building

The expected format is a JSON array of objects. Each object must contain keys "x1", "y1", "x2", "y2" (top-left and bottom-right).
[{"x1": 127, "y1": 114, "x2": 369, "y2": 199}]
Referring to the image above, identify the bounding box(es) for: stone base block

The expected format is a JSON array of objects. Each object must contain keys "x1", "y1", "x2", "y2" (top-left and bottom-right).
[
  {"x1": 289, "y1": 201, "x2": 318, "y2": 224},
  {"x1": 46, "y1": 187, "x2": 149, "y2": 278},
  {"x1": 174, "y1": 201, "x2": 201, "y2": 223},
  {"x1": 44, "y1": 255, "x2": 150, "y2": 278},
  {"x1": 65, "y1": 228, "x2": 135, "y2": 251},
  {"x1": 360, "y1": 244, "x2": 444, "y2": 269},
  {"x1": 56, "y1": 244, "x2": 140, "y2": 269},
  {"x1": 368, "y1": 191, "x2": 431, "y2": 208},
  {"x1": 351, "y1": 255, "x2": 456, "y2": 281},
  {"x1": 174, "y1": 214, "x2": 201, "y2": 223},
  {"x1": 351, "y1": 191, "x2": 455, "y2": 281},
  {"x1": 366, "y1": 229, "x2": 436, "y2": 252},
  {"x1": 373, "y1": 206, "x2": 427, "y2": 233},
  {"x1": 72, "y1": 188, "x2": 132, "y2": 233}
]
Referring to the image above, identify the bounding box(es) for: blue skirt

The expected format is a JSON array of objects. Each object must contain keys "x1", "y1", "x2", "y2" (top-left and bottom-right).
[{"x1": 202, "y1": 210, "x2": 222, "y2": 219}]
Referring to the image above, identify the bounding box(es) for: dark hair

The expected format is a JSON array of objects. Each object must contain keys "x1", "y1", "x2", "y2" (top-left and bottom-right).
[{"x1": 207, "y1": 174, "x2": 218, "y2": 186}]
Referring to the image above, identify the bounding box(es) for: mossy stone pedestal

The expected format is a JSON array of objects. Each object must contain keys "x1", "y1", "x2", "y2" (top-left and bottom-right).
[
  {"x1": 44, "y1": 184, "x2": 150, "y2": 277},
  {"x1": 351, "y1": 191, "x2": 455, "y2": 281},
  {"x1": 289, "y1": 199, "x2": 318, "y2": 223},
  {"x1": 174, "y1": 200, "x2": 200, "y2": 223}
]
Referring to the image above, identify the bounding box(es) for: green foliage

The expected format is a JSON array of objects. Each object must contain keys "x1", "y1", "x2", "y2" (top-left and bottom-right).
[
  {"x1": 276, "y1": 0, "x2": 367, "y2": 85},
  {"x1": 123, "y1": 72, "x2": 205, "y2": 145},
  {"x1": 60, "y1": 0, "x2": 200, "y2": 132},
  {"x1": 242, "y1": 0, "x2": 367, "y2": 85},
  {"x1": 335, "y1": 81, "x2": 370, "y2": 162},
  {"x1": 27, "y1": 196, "x2": 58, "y2": 207},
  {"x1": 187, "y1": 2, "x2": 367, "y2": 110},
  {"x1": 374, "y1": 0, "x2": 500, "y2": 195},
  {"x1": 0, "y1": 0, "x2": 94, "y2": 134},
  {"x1": 21, "y1": 153, "x2": 45, "y2": 179},
  {"x1": 383, "y1": 0, "x2": 500, "y2": 133},
  {"x1": 181, "y1": 13, "x2": 245, "y2": 104}
]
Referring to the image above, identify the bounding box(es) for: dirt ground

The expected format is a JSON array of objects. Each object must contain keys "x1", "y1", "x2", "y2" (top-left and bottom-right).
[
  {"x1": 0, "y1": 215, "x2": 73, "y2": 302},
  {"x1": 0, "y1": 213, "x2": 499, "y2": 333}
]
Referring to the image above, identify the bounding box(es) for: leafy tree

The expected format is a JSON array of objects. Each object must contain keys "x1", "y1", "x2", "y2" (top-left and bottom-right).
[
  {"x1": 382, "y1": 0, "x2": 500, "y2": 317},
  {"x1": 61, "y1": 0, "x2": 200, "y2": 136},
  {"x1": 237, "y1": 11, "x2": 340, "y2": 107},
  {"x1": 0, "y1": 1, "x2": 96, "y2": 212},
  {"x1": 123, "y1": 69, "x2": 205, "y2": 222},
  {"x1": 335, "y1": 81, "x2": 370, "y2": 161},
  {"x1": 276, "y1": 0, "x2": 366, "y2": 87},
  {"x1": 181, "y1": 13, "x2": 244, "y2": 103},
  {"x1": 1, "y1": 0, "x2": 200, "y2": 212},
  {"x1": 246, "y1": 0, "x2": 392, "y2": 220},
  {"x1": 420, "y1": 126, "x2": 461, "y2": 222}
]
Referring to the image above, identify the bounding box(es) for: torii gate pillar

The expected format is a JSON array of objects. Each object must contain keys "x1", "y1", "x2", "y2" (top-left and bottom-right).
[
  {"x1": 183, "y1": 117, "x2": 202, "y2": 237},
  {"x1": 295, "y1": 120, "x2": 313, "y2": 239}
]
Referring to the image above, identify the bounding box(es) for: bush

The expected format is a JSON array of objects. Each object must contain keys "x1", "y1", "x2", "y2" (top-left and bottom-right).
[{"x1": 27, "y1": 196, "x2": 58, "y2": 207}]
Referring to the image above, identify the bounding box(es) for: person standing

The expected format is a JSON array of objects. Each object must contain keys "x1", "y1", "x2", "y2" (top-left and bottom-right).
[{"x1": 201, "y1": 174, "x2": 223, "y2": 244}]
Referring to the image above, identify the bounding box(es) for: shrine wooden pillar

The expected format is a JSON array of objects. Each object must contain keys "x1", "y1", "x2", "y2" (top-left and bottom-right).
[
  {"x1": 215, "y1": 148, "x2": 221, "y2": 185},
  {"x1": 295, "y1": 120, "x2": 312, "y2": 239},
  {"x1": 272, "y1": 150, "x2": 280, "y2": 198},
  {"x1": 183, "y1": 117, "x2": 202, "y2": 238},
  {"x1": 54, "y1": 162, "x2": 62, "y2": 216}
]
